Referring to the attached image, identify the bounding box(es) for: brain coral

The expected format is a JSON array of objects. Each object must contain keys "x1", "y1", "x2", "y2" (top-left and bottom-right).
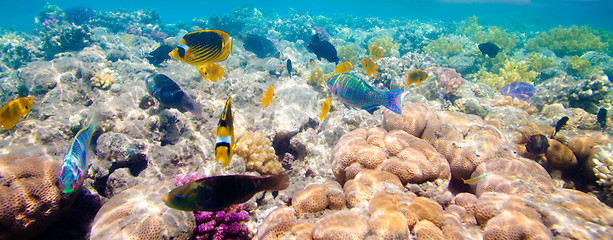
[
  {"x1": 0, "y1": 153, "x2": 73, "y2": 240},
  {"x1": 472, "y1": 157, "x2": 556, "y2": 196},
  {"x1": 292, "y1": 180, "x2": 346, "y2": 217},
  {"x1": 312, "y1": 212, "x2": 369, "y2": 240},
  {"x1": 90, "y1": 183, "x2": 195, "y2": 240},
  {"x1": 234, "y1": 131, "x2": 284, "y2": 175},
  {"x1": 331, "y1": 127, "x2": 450, "y2": 186}
]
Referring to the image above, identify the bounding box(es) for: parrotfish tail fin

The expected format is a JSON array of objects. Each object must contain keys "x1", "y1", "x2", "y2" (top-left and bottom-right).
[
  {"x1": 261, "y1": 174, "x2": 290, "y2": 191},
  {"x1": 383, "y1": 90, "x2": 404, "y2": 114},
  {"x1": 182, "y1": 96, "x2": 203, "y2": 116}
]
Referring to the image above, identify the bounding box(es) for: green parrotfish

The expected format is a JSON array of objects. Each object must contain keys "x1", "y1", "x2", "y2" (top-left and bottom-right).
[{"x1": 327, "y1": 73, "x2": 403, "y2": 114}]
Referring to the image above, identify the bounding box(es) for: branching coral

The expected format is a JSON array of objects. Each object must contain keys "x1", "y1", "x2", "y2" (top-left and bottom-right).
[
  {"x1": 423, "y1": 37, "x2": 464, "y2": 57},
  {"x1": 234, "y1": 131, "x2": 284, "y2": 175},
  {"x1": 477, "y1": 58, "x2": 538, "y2": 89},
  {"x1": 433, "y1": 67, "x2": 464, "y2": 94},
  {"x1": 526, "y1": 25, "x2": 609, "y2": 57},
  {"x1": 306, "y1": 67, "x2": 324, "y2": 87},
  {"x1": 456, "y1": 16, "x2": 517, "y2": 51},
  {"x1": 566, "y1": 55, "x2": 592, "y2": 76},
  {"x1": 336, "y1": 45, "x2": 360, "y2": 66},
  {"x1": 90, "y1": 68, "x2": 118, "y2": 89},
  {"x1": 370, "y1": 35, "x2": 399, "y2": 57},
  {"x1": 527, "y1": 52, "x2": 556, "y2": 72}
]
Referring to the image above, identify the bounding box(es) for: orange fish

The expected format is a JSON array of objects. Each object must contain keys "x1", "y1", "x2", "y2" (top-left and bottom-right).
[
  {"x1": 261, "y1": 85, "x2": 275, "y2": 107},
  {"x1": 198, "y1": 63, "x2": 226, "y2": 82},
  {"x1": 310, "y1": 59, "x2": 316, "y2": 68},
  {"x1": 0, "y1": 97, "x2": 33, "y2": 130},
  {"x1": 333, "y1": 61, "x2": 353, "y2": 75},
  {"x1": 319, "y1": 98, "x2": 332, "y2": 121},
  {"x1": 369, "y1": 46, "x2": 384, "y2": 61},
  {"x1": 361, "y1": 58, "x2": 378, "y2": 77},
  {"x1": 406, "y1": 70, "x2": 429, "y2": 87}
]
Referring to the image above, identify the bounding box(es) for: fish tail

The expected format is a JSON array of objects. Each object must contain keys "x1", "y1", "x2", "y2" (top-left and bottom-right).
[
  {"x1": 260, "y1": 174, "x2": 289, "y2": 191},
  {"x1": 383, "y1": 90, "x2": 403, "y2": 114}
]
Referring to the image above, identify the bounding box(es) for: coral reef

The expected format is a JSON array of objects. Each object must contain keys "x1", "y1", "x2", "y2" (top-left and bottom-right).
[
  {"x1": 477, "y1": 58, "x2": 539, "y2": 89},
  {"x1": 0, "y1": 153, "x2": 74, "y2": 240},
  {"x1": 370, "y1": 35, "x2": 399, "y2": 57},
  {"x1": 527, "y1": 52, "x2": 556, "y2": 72},
  {"x1": 90, "y1": 183, "x2": 195, "y2": 240},
  {"x1": 526, "y1": 25, "x2": 609, "y2": 57},
  {"x1": 433, "y1": 67, "x2": 464, "y2": 94},
  {"x1": 567, "y1": 73, "x2": 612, "y2": 113},
  {"x1": 234, "y1": 131, "x2": 284, "y2": 175},
  {"x1": 40, "y1": 24, "x2": 92, "y2": 60},
  {"x1": 335, "y1": 45, "x2": 360, "y2": 65},
  {"x1": 423, "y1": 37, "x2": 464, "y2": 57},
  {"x1": 566, "y1": 55, "x2": 592, "y2": 76},
  {"x1": 588, "y1": 143, "x2": 613, "y2": 187},
  {"x1": 491, "y1": 96, "x2": 538, "y2": 114},
  {"x1": 89, "y1": 68, "x2": 119, "y2": 89}
]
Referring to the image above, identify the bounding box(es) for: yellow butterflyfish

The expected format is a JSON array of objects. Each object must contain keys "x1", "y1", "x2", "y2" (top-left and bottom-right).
[
  {"x1": 0, "y1": 97, "x2": 33, "y2": 130},
  {"x1": 169, "y1": 29, "x2": 233, "y2": 66},
  {"x1": 361, "y1": 58, "x2": 378, "y2": 77},
  {"x1": 261, "y1": 85, "x2": 275, "y2": 107}
]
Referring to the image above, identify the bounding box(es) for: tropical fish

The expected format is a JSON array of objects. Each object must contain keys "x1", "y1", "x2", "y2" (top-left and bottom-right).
[
  {"x1": 319, "y1": 98, "x2": 332, "y2": 121},
  {"x1": 163, "y1": 174, "x2": 289, "y2": 212},
  {"x1": 198, "y1": 63, "x2": 226, "y2": 82},
  {"x1": 327, "y1": 73, "x2": 403, "y2": 114},
  {"x1": 307, "y1": 35, "x2": 339, "y2": 64},
  {"x1": 522, "y1": 134, "x2": 549, "y2": 155},
  {"x1": 169, "y1": 29, "x2": 233, "y2": 66},
  {"x1": 59, "y1": 114, "x2": 98, "y2": 195},
  {"x1": 313, "y1": 27, "x2": 330, "y2": 42},
  {"x1": 0, "y1": 97, "x2": 33, "y2": 130},
  {"x1": 250, "y1": 58, "x2": 284, "y2": 71},
  {"x1": 406, "y1": 70, "x2": 429, "y2": 87},
  {"x1": 215, "y1": 98, "x2": 234, "y2": 168},
  {"x1": 499, "y1": 82, "x2": 537, "y2": 102},
  {"x1": 478, "y1": 42, "x2": 500, "y2": 58},
  {"x1": 463, "y1": 173, "x2": 487, "y2": 184},
  {"x1": 139, "y1": 95, "x2": 156, "y2": 110},
  {"x1": 287, "y1": 59, "x2": 293, "y2": 78},
  {"x1": 333, "y1": 61, "x2": 353, "y2": 75},
  {"x1": 238, "y1": 33, "x2": 280, "y2": 58},
  {"x1": 310, "y1": 59, "x2": 316, "y2": 68},
  {"x1": 361, "y1": 58, "x2": 378, "y2": 77},
  {"x1": 261, "y1": 85, "x2": 275, "y2": 107},
  {"x1": 553, "y1": 116, "x2": 569, "y2": 137},
  {"x1": 146, "y1": 44, "x2": 173, "y2": 66},
  {"x1": 369, "y1": 46, "x2": 384, "y2": 61},
  {"x1": 145, "y1": 74, "x2": 202, "y2": 115},
  {"x1": 598, "y1": 107, "x2": 608, "y2": 132}
]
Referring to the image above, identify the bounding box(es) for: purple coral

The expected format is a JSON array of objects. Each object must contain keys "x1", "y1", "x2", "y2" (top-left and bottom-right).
[
  {"x1": 173, "y1": 172, "x2": 251, "y2": 240},
  {"x1": 499, "y1": 81, "x2": 537, "y2": 102},
  {"x1": 434, "y1": 67, "x2": 464, "y2": 94}
]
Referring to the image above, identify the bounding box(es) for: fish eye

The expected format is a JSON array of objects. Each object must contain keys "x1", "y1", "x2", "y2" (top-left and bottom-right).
[
  {"x1": 25, "y1": 106, "x2": 28, "y2": 109},
  {"x1": 174, "y1": 194, "x2": 181, "y2": 200}
]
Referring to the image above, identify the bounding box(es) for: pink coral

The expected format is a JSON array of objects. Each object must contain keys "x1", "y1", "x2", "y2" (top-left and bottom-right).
[{"x1": 434, "y1": 67, "x2": 464, "y2": 94}]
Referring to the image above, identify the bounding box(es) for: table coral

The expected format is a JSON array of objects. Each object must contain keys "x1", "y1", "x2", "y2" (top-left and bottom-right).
[
  {"x1": 0, "y1": 153, "x2": 73, "y2": 240},
  {"x1": 90, "y1": 183, "x2": 195, "y2": 240},
  {"x1": 234, "y1": 131, "x2": 284, "y2": 175}
]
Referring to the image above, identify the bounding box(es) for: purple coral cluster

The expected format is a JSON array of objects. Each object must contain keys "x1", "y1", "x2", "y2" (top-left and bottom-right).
[
  {"x1": 173, "y1": 172, "x2": 251, "y2": 240},
  {"x1": 434, "y1": 67, "x2": 464, "y2": 94}
]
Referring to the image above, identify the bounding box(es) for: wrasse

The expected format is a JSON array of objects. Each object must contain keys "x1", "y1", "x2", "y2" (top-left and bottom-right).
[
  {"x1": 164, "y1": 174, "x2": 289, "y2": 212},
  {"x1": 215, "y1": 98, "x2": 235, "y2": 168},
  {"x1": 59, "y1": 115, "x2": 98, "y2": 195},
  {"x1": 463, "y1": 173, "x2": 487, "y2": 184},
  {"x1": 327, "y1": 73, "x2": 403, "y2": 114}
]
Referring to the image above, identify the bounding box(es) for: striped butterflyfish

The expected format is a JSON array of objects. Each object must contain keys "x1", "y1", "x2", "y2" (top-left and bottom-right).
[
  {"x1": 215, "y1": 97, "x2": 234, "y2": 167},
  {"x1": 170, "y1": 29, "x2": 233, "y2": 66}
]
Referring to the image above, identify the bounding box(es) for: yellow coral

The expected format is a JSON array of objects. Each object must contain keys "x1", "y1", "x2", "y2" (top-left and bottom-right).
[
  {"x1": 423, "y1": 37, "x2": 464, "y2": 57},
  {"x1": 370, "y1": 36, "x2": 398, "y2": 57},
  {"x1": 234, "y1": 131, "x2": 284, "y2": 175},
  {"x1": 91, "y1": 68, "x2": 118, "y2": 89},
  {"x1": 336, "y1": 45, "x2": 360, "y2": 66},
  {"x1": 306, "y1": 67, "x2": 324, "y2": 87},
  {"x1": 566, "y1": 55, "x2": 592, "y2": 76},
  {"x1": 477, "y1": 58, "x2": 538, "y2": 89},
  {"x1": 527, "y1": 52, "x2": 556, "y2": 72},
  {"x1": 457, "y1": 16, "x2": 518, "y2": 51}
]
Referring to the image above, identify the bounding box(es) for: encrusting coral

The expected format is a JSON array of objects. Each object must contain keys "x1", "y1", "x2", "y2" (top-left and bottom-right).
[{"x1": 234, "y1": 130, "x2": 284, "y2": 175}]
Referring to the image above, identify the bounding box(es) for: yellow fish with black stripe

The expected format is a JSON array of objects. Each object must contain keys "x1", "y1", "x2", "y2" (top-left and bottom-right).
[
  {"x1": 170, "y1": 30, "x2": 233, "y2": 66},
  {"x1": 0, "y1": 97, "x2": 33, "y2": 130},
  {"x1": 215, "y1": 97, "x2": 235, "y2": 168}
]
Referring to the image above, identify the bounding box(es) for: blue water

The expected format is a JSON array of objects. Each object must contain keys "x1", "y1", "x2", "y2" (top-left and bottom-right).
[{"x1": 1, "y1": 0, "x2": 613, "y2": 32}]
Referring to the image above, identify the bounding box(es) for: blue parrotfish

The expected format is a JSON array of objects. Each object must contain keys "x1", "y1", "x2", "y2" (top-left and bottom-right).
[
  {"x1": 164, "y1": 174, "x2": 289, "y2": 212},
  {"x1": 59, "y1": 115, "x2": 98, "y2": 195},
  {"x1": 308, "y1": 34, "x2": 339, "y2": 65},
  {"x1": 499, "y1": 82, "x2": 537, "y2": 102},
  {"x1": 327, "y1": 73, "x2": 403, "y2": 114},
  {"x1": 145, "y1": 74, "x2": 202, "y2": 115}
]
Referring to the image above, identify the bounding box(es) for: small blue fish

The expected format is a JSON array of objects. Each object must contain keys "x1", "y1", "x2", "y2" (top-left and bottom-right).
[
  {"x1": 59, "y1": 115, "x2": 98, "y2": 195},
  {"x1": 287, "y1": 59, "x2": 292, "y2": 78},
  {"x1": 327, "y1": 73, "x2": 403, "y2": 114},
  {"x1": 145, "y1": 74, "x2": 202, "y2": 115}
]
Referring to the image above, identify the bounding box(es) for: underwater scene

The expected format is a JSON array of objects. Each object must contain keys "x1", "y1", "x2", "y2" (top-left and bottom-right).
[{"x1": 2, "y1": 0, "x2": 613, "y2": 239}]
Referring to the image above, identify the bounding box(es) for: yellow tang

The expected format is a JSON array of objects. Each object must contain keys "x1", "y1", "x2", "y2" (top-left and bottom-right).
[
  {"x1": 369, "y1": 46, "x2": 384, "y2": 61},
  {"x1": 333, "y1": 61, "x2": 353, "y2": 75},
  {"x1": 319, "y1": 98, "x2": 332, "y2": 122},
  {"x1": 170, "y1": 29, "x2": 233, "y2": 66},
  {"x1": 361, "y1": 58, "x2": 378, "y2": 77},
  {"x1": 261, "y1": 85, "x2": 275, "y2": 107},
  {"x1": 406, "y1": 70, "x2": 429, "y2": 87},
  {"x1": 0, "y1": 97, "x2": 33, "y2": 130},
  {"x1": 215, "y1": 98, "x2": 235, "y2": 168},
  {"x1": 198, "y1": 63, "x2": 226, "y2": 82}
]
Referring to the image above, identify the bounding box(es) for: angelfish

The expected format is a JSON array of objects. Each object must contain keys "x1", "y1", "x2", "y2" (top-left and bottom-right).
[
  {"x1": 164, "y1": 174, "x2": 290, "y2": 212},
  {"x1": 215, "y1": 98, "x2": 235, "y2": 168},
  {"x1": 59, "y1": 114, "x2": 98, "y2": 195}
]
